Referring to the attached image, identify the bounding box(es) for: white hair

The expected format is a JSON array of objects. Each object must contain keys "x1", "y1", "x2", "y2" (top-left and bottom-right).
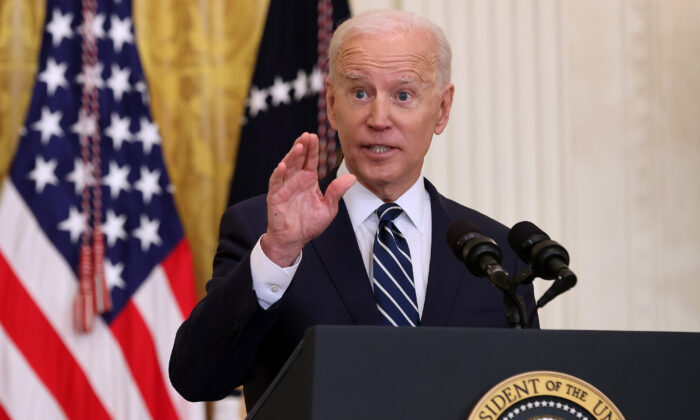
[{"x1": 328, "y1": 9, "x2": 452, "y2": 87}]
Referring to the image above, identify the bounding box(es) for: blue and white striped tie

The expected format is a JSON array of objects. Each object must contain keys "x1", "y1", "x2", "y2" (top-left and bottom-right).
[{"x1": 372, "y1": 203, "x2": 419, "y2": 326}]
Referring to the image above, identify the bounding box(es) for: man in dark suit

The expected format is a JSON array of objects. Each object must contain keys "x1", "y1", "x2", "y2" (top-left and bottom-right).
[{"x1": 169, "y1": 9, "x2": 537, "y2": 409}]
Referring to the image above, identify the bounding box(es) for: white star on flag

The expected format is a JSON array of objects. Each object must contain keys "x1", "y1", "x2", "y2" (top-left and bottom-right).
[
  {"x1": 102, "y1": 161, "x2": 131, "y2": 199},
  {"x1": 102, "y1": 209, "x2": 128, "y2": 247},
  {"x1": 79, "y1": 11, "x2": 105, "y2": 41},
  {"x1": 133, "y1": 214, "x2": 161, "y2": 251},
  {"x1": 71, "y1": 110, "x2": 97, "y2": 138},
  {"x1": 107, "y1": 64, "x2": 131, "y2": 101},
  {"x1": 109, "y1": 15, "x2": 134, "y2": 53},
  {"x1": 248, "y1": 86, "x2": 268, "y2": 117},
  {"x1": 38, "y1": 58, "x2": 69, "y2": 96},
  {"x1": 31, "y1": 106, "x2": 63, "y2": 145},
  {"x1": 57, "y1": 206, "x2": 85, "y2": 243},
  {"x1": 105, "y1": 260, "x2": 127, "y2": 290},
  {"x1": 46, "y1": 8, "x2": 73, "y2": 47},
  {"x1": 27, "y1": 156, "x2": 59, "y2": 193},
  {"x1": 135, "y1": 117, "x2": 161, "y2": 154},
  {"x1": 135, "y1": 166, "x2": 162, "y2": 204},
  {"x1": 310, "y1": 66, "x2": 324, "y2": 93},
  {"x1": 292, "y1": 69, "x2": 308, "y2": 100},
  {"x1": 76, "y1": 62, "x2": 105, "y2": 90},
  {"x1": 65, "y1": 158, "x2": 94, "y2": 194},
  {"x1": 135, "y1": 81, "x2": 149, "y2": 104},
  {"x1": 269, "y1": 77, "x2": 291, "y2": 106},
  {"x1": 105, "y1": 112, "x2": 132, "y2": 150}
]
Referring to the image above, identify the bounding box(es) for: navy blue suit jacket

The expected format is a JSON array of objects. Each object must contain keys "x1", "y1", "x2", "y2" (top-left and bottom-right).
[{"x1": 169, "y1": 175, "x2": 537, "y2": 408}]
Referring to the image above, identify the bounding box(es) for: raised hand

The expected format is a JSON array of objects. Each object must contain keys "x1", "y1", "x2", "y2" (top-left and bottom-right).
[{"x1": 261, "y1": 133, "x2": 356, "y2": 267}]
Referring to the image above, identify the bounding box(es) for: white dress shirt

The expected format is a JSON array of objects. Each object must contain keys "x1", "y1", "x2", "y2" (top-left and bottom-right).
[{"x1": 250, "y1": 161, "x2": 433, "y2": 317}]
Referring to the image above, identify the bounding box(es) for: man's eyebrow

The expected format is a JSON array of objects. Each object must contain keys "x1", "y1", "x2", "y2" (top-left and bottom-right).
[
  {"x1": 343, "y1": 72, "x2": 364, "y2": 81},
  {"x1": 341, "y1": 74, "x2": 420, "y2": 84},
  {"x1": 397, "y1": 77, "x2": 418, "y2": 85}
]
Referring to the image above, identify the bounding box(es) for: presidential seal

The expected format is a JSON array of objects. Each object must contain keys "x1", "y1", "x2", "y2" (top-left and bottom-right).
[{"x1": 467, "y1": 371, "x2": 624, "y2": 420}]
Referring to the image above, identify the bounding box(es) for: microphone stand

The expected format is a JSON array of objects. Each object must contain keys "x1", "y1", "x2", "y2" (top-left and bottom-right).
[
  {"x1": 503, "y1": 291, "x2": 526, "y2": 329},
  {"x1": 485, "y1": 266, "x2": 528, "y2": 329},
  {"x1": 511, "y1": 267, "x2": 539, "y2": 326},
  {"x1": 511, "y1": 266, "x2": 577, "y2": 326}
]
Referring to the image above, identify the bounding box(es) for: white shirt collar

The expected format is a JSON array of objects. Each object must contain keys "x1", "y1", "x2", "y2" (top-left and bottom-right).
[{"x1": 338, "y1": 160, "x2": 429, "y2": 233}]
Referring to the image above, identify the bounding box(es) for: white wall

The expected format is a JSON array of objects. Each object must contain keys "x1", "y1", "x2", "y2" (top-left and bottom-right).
[{"x1": 351, "y1": 0, "x2": 700, "y2": 332}]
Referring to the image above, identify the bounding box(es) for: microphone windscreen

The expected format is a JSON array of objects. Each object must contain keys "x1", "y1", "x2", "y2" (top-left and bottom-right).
[
  {"x1": 508, "y1": 221, "x2": 546, "y2": 259},
  {"x1": 446, "y1": 219, "x2": 481, "y2": 256}
]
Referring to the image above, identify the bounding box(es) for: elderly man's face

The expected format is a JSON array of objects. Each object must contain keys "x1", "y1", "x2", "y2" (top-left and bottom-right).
[{"x1": 327, "y1": 30, "x2": 454, "y2": 201}]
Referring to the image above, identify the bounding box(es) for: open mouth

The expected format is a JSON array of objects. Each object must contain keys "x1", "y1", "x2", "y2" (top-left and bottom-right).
[{"x1": 365, "y1": 145, "x2": 395, "y2": 154}]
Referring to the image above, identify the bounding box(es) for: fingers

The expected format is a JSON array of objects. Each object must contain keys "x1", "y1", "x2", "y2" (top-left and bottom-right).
[
  {"x1": 302, "y1": 133, "x2": 319, "y2": 172},
  {"x1": 268, "y1": 132, "x2": 320, "y2": 195},
  {"x1": 283, "y1": 140, "x2": 306, "y2": 178},
  {"x1": 279, "y1": 132, "x2": 320, "y2": 179},
  {"x1": 268, "y1": 161, "x2": 287, "y2": 194},
  {"x1": 324, "y1": 174, "x2": 356, "y2": 208}
]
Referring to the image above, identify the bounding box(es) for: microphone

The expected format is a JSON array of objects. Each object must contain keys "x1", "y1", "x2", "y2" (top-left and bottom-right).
[
  {"x1": 508, "y1": 221, "x2": 577, "y2": 307},
  {"x1": 446, "y1": 220, "x2": 510, "y2": 291},
  {"x1": 447, "y1": 219, "x2": 529, "y2": 328}
]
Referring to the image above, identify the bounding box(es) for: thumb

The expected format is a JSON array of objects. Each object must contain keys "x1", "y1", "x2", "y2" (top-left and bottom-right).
[{"x1": 323, "y1": 174, "x2": 356, "y2": 208}]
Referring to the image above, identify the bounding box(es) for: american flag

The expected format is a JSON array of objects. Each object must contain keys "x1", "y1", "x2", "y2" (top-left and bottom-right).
[{"x1": 0, "y1": 0, "x2": 204, "y2": 418}]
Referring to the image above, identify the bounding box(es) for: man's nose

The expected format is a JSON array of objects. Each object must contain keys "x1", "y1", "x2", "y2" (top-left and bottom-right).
[{"x1": 366, "y1": 96, "x2": 391, "y2": 130}]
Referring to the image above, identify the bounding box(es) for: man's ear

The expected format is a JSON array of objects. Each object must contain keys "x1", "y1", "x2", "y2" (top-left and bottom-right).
[
  {"x1": 434, "y1": 83, "x2": 454, "y2": 135},
  {"x1": 326, "y1": 77, "x2": 337, "y2": 129}
]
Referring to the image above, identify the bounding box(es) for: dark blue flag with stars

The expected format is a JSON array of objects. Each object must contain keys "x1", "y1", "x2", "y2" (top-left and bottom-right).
[{"x1": 227, "y1": 0, "x2": 350, "y2": 206}]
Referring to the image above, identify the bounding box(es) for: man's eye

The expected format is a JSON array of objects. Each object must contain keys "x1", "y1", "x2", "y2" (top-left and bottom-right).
[
  {"x1": 354, "y1": 90, "x2": 367, "y2": 99},
  {"x1": 397, "y1": 91, "x2": 411, "y2": 101}
]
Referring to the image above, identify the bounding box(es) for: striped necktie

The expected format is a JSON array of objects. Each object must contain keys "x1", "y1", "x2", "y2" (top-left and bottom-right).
[{"x1": 372, "y1": 203, "x2": 419, "y2": 326}]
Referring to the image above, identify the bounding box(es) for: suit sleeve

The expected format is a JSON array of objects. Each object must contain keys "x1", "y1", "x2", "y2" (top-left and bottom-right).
[{"x1": 169, "y1": 202, "x2": 283, "y2": 402}]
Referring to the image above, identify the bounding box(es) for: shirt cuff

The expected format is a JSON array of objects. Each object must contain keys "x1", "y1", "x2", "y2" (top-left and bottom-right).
[{"x1": 250, "y1": 235, "x2": 302, "y2": 309}]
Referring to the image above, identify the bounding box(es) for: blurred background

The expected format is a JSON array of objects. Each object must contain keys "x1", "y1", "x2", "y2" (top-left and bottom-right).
[{"x1": 1, "y1": 0, "x2": 698, "y2": 419}]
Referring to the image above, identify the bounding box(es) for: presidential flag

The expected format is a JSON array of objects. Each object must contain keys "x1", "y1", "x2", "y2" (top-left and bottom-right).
[
  {"x1": 227, "y1": 0, "x2": 351, "y2": 206},
  {"x1": 0, "y1": 0, "x2": 203, "y2": 418}
]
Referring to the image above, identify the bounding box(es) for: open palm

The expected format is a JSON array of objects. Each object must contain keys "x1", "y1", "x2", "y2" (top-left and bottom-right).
[{"x1": 262, "y1": 133, "x2": 356, "y2": 267}]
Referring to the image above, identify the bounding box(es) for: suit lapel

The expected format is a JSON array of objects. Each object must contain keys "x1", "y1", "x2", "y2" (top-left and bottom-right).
[
  {"x1": 312, "y1": 172, "x2": 465, "y2": 326},
  {"x1": 420, "y1": 180, "x2": 468, "y2": 326},
  {"x1": 311, "y1": 172, "x2": 383, "y2": 325}
]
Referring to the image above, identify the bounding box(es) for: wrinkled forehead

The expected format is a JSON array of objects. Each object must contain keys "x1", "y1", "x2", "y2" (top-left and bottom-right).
[{"x1": 334, "y1": 31, "x2": 439, "y2": 83}]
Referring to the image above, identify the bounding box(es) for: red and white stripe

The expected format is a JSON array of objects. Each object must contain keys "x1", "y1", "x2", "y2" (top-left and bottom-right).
[
  {"x1": 0, "y1": 325, "x2": 66, "y2": 420},
  {"x1": 0, "y1": 180, "x2": 203, "y2": 420}
]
